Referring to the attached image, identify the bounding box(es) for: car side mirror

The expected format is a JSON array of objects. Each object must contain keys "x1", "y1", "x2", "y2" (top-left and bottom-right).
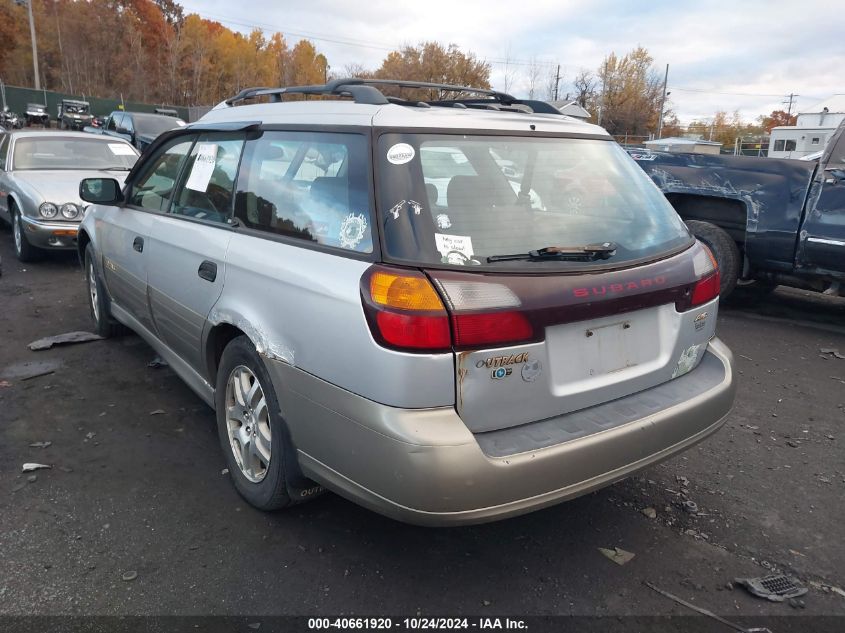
[
  {"x1": 80, "y1": 178, "x2": 123, "y2": 204},
  {"x1": 116, "y1": 126, "x2": 131, "y2": 136}
]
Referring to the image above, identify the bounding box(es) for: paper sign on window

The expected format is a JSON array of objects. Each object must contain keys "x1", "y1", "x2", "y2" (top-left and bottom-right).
[{"x1": 185, "y1": 143, "x2": 218, "y2": 192}]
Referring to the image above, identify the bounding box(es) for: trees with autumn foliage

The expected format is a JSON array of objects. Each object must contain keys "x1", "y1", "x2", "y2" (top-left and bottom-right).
[
  {"x1": 0, "y1": 0, "x2": 332, "y2": 106},
  {"x1": 758, "y1": 109, "x2": 797, "y2": 133}
]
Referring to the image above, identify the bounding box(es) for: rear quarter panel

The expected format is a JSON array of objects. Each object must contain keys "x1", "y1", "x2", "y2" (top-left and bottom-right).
[
  {"x1": 633, "y1": 152, "x2": 816, "y2": 271},
  {"x1": 212, "y1": 235, "x2": 456, "y2": 408}
]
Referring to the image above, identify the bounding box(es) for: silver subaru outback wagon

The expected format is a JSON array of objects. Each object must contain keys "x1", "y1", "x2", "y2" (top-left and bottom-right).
[{"x1": 77, "y1": 79, "x2": 736, "y2": 526}]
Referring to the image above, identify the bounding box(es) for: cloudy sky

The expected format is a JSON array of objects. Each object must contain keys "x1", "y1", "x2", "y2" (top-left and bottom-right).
[{"x1": 178, "y1": 0, "x2": 842, "y2": 124}]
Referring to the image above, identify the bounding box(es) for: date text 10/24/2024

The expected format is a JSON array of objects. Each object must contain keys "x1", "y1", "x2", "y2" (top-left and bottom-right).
[{"x1": 308, "y1": 618, "x2": 528, "y2": 630}]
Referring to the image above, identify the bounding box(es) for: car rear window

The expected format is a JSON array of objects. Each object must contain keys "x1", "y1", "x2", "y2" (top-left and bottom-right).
[{"x1": 377, "y1": 134, "x2": 692, "y2": 269}]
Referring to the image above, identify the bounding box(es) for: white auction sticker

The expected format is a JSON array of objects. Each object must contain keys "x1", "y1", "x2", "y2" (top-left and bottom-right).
[
  {"x1": 435, "y1": 233, "x2": 474, "y2": 265},
  {"x1": 108, "y1": 143, "x2": 136, "y2": 156},
  {"x1": 386, "y1": 143, "x2": 415, "y2": 165},
  {"x1": 185, "y1": 143, "x2": 218, "y2": 192}
]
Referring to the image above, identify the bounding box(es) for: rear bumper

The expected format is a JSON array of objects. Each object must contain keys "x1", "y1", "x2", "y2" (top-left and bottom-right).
[
  {"x1": 20, "y1": 215, "x2": 79, "y2": 249},
  {"x1": 269, "y1": 337, "x2": 736, "y2": 526}
]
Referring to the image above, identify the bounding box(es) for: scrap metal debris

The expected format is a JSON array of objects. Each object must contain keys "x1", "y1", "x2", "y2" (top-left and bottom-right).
[
  {"x1": 121, "y1": 570, "x2": 138, "y2": 582},
  {"x1": 598, "y1": 547, "x2": 635, "y2": 565},
  {"x1": 735, "y1": 574, "x2": 807, "y2": 602},
  {"x1": 820, "y1": 348, "x2": 845, "y2": 360},
  {"x1": 28, "y1": 441, "x2": 52, "y2": 449},
  {"x1": 148, "y1": 356, "x2": 169, "y2": 368},
  {"x1": 149, "y1": 409, "x2": 166, "y2": 416},
  {"x1": 22, "y1": 463, "x2": 51, "y2": 472},
  {"x1": 28, "y1": 331, "x2": 104, "y2": 351},
  {"x1": 644, "y1": 581, "x2": 771, "y2": 633}
]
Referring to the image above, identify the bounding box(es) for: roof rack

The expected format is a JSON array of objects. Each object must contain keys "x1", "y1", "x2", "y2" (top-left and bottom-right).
[{"x1": 223, "y1": 78, "x2": 564, "y2": 115}]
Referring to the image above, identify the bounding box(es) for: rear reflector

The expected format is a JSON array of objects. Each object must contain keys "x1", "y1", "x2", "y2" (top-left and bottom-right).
[{"x1": 452, "y1": 311, "x2": 533, "y2": 348}]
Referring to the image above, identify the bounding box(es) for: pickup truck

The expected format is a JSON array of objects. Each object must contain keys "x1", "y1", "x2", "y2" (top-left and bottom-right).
[
  {"x1": 631, "y1": 119, "x2": 845, "y2": 300},
  {"x1": 83, "y1": 110, "x2": 185, "y2": 152}
]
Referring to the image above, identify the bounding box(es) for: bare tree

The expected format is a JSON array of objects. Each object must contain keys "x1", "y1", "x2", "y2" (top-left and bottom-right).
[
  {"x1": 342, "y1": 62, "x2": 369, "y2": 78},
  {"x1": 500, "y1": 44, "x2": 517, "y2": 93},
  {"x1": 572, "y1": 69, "x2": 597, "y2": 107},
  {"x1": 525, "y1": 55, "x2": 542, "y2": 99}
]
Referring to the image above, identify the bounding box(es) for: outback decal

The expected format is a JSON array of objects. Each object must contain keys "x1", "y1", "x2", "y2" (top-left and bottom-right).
[
  {"x1": 573, "y1": 276, "x2": 667, "y2": 298},
  {"x1": 476, "y1": 352, "x2": 529, "y2": 369},
  {"x1": 694, "y1": 311, "x2": 708, "y2": 331}
]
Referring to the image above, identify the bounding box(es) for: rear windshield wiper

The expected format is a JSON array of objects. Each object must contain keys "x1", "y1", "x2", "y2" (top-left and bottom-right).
[{"x1": 487, "y1": 242, "x2": 617, "y2": 263}]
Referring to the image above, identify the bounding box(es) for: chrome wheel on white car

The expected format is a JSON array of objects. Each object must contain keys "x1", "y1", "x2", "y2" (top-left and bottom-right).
[
  {"x1": 13, "y1": 213, "x2": 22, "y2": 255},
  {"x1": 225, "y1": 365, "x2": 272, "y2": 483},
  {"x1": 88, "y1": 258, "x2": 100, "y2": 324}
]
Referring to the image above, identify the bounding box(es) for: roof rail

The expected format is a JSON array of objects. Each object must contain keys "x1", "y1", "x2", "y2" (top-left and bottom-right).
[
  {"x1": 224, "y1": 81, "x2": 389, "y2": 106},
  {"x1": 222, "y1": 78, "x2": 564, "y2": 116}
]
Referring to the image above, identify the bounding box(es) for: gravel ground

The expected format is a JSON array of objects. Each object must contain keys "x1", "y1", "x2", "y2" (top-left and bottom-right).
[{"x1": 1, "y1": 232, "x2": 844, "y2": 630}]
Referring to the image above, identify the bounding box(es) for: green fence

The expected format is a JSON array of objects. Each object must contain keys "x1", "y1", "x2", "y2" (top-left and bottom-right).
[{"x1": 0, "y1": 82, "x2": 190, "y2": 122}]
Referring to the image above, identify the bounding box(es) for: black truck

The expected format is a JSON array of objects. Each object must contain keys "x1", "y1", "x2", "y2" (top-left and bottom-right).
[
  {"x1": 631, "y1": 119, "x2": 845, "y2": 300},
  {"x1": 83, "y1": 110, "x2": 185, "y2": 152}
]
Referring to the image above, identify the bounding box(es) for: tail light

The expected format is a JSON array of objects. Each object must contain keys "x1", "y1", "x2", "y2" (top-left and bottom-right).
[
  {"x1": 361, "y1": 266, "x2": 534, "y2": 353},
  {"x1": 690, "y1": 243, "x2": 721, "y2": 307}
]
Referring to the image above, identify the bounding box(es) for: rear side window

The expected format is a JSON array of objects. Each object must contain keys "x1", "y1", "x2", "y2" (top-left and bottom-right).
[
  {"x1": 171, "y1": 134, "x2": 244, "y2": 224},
  {"x1": 127, "y1": 137, "x2": 194, "y2": 212},
  {"x1": 234, "y1": 131, "x2": 373, "y2": 252}
]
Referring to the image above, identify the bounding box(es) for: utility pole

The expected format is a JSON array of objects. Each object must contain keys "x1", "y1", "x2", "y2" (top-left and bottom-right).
[
  {"x1": 656, "y1": 63, "x2": 669, "y2": 139},
  {"x1": 553, "y1": 64, "x2": 560, "y2": 101},
  {"x1": 783, "y1": 93, "x2": 797, "y2": 120},
  {"x1": 17, "y1": 0, "x2": 41, "y2": 90}
]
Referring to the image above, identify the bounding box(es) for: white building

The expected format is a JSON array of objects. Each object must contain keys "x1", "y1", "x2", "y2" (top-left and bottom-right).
[
  {"x1": 768, "y1": 95, "x2": 845, "y2": 159},
  {"x1": 643, "y1": 137, "x2": 723, "y2": 155}
]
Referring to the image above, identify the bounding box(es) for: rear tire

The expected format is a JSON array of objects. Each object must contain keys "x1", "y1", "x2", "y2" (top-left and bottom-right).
[
  {"x1": 11, "y1": 207, "x2": 42, "y2": 263},
  {"x1": 215, "y1": 336, "x2": 293, "y2": 511},
  {"x1": 686, "y1": 220, "x2": 740, "y2": 300},
  {"x1": 85, "y1": 244, "x2": 123, "y2": 337}
]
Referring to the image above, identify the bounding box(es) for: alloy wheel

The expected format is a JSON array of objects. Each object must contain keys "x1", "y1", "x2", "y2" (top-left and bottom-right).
[{"x1": 224, "y1": 365, "x2": 271, "y2": 483}]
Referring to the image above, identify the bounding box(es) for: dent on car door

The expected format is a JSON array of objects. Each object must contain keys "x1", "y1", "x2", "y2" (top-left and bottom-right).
[
  {"x1": 798, "y1": 127, "x2": 845, "y2": 274},
  {"x1": 101, "y1": 136, "x2": 195, "y2": 332},
  {"x1": 146, "y1": 133, "x2": 244, "y2": 372}
]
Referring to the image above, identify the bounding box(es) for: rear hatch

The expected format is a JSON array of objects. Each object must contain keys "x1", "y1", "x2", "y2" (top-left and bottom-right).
[{"x1": 371, "y1": 129, "x2": 720, "y2": 433}]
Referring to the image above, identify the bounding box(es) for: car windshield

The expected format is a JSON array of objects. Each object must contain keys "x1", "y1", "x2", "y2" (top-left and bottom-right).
[
  {"x1": 64, "y1": 103, "x2": 89, "y2": 114},
  {"x1": 13, "y1": 137, "x2": 139, "y2": 170},
  {"x1": 133, "y1": 114, "x2": 185, "y2": 137},
  {"x1": 378, "y1": 134, "x2": 692, "y2": 269}
]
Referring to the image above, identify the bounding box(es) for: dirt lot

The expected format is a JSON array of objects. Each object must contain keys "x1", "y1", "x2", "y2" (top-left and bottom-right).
[{"x1": 1, "y1": 232, "x2": 844, "y2": 630}]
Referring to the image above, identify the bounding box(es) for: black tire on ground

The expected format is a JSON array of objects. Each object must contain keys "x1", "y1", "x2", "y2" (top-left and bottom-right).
[
  {"x1": 685, "y1": 219, "x2": 741, "y2": 300},
  {"x1": 215, "y1": 335, "x2": 293, "y2": 511},
  {"x1": 11, "y1": 206, "x2": 43, "y2": 263},
  {"x1": 84, "y1": 244, "x2": 123, "y2": 338}
]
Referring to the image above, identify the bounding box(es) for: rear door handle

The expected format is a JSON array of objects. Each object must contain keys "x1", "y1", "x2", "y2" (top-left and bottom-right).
[
  {"x1": 133, "y1": 236, "x2": 144, "y2": 252},
  {"x1": 198, "y1": 260, "x2": 217, "y2": 282}
]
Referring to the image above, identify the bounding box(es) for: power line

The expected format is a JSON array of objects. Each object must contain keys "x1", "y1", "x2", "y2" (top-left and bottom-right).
[
  {"x1": 184, "y1": 8, "x2": 565, "y2": 69},
  {"x1": 672, "y1": 86, "x2": 825, "y2": 100}
]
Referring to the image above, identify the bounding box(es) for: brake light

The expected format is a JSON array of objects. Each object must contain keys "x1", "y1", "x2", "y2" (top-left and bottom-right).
[
  {"x1": 362, "y1": 266, "x2": 535, "y2": 352},
  {"x1": 362, "y1": 268, "x2": 451, "y2": 351},
  {"x1": 691, "y1": 271, "x2": 720, "y2": 306},
  {"x1": 690, "y1": 244, "x2": 720, "y2": 307}
]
